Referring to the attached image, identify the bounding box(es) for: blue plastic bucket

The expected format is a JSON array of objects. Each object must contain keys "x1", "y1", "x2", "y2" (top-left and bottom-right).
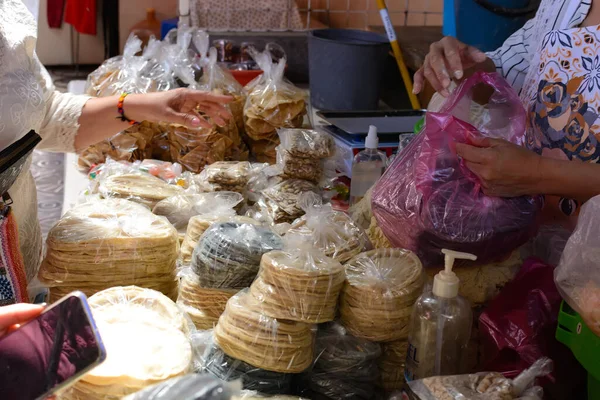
[{"x1": 445, "y1": 0, "x2": 538, "y2": 52}]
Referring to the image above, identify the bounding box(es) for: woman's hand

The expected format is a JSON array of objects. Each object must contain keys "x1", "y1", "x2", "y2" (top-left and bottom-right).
[
  {"x1": 126, "y1": 88, "x2": 233, "y2": 129},
  {"x1": 0, "y1": 303, "x2": 44, "y2": 337},
  {"x1": 76, "y1": 88, "x2": 234, "y2": 150},
  {"x1": 456, "y1": 136, "x2": 543, "y2": 197},
  {"x1": 413, "y1": 37, "x2": 490, "y2": 97}
]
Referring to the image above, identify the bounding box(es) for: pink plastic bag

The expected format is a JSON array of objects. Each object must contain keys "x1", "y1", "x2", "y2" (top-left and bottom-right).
[
  {"x1": 372, "y1": 72, "x2": 540, "y2": 266},
  {"x1": 479, "y1": 257, "x2": 586, "y2": 399}
]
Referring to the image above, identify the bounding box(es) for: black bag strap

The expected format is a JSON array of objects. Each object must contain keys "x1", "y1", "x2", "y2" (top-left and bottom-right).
[{"x1": 0, "y1": 130, "x2": 41, "y2": 175}]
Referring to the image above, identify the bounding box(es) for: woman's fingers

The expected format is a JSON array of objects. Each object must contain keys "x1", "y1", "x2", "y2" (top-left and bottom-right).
[
  {"x1": 465, "y1": 45, "x2": 488, "y2": 64},
  {"x1": 168, "y1": 109, "x2": 212, "y2": 129},
  {"x1": 413, "y1": 68, "x2": 424, "y2": 94},
  {"x1": 428, "y1": 43, "x2": 452, "y2": 92},
  {"x1": 423, "y1": 55, "x2": 447, "y2": 96},
  {"x1": 0, "y1": 304, "x2": 44, "y2": 336},
  {"x1": 456, "y1": 142, "x2": 491, "y2": 163},
  {"x1": 186, "y1": 90, "x2": 233, "y2": 105},
  {"x1": 441, "y1": 37, "x2": 465, "y2": 79}
]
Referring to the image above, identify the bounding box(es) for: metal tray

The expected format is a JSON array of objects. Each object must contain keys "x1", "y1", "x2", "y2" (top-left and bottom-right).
[{"x1": 316, "y1": 110, "x2": 425, "y2": 135}]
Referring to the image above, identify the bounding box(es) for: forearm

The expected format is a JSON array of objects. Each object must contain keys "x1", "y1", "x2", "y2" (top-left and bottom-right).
[
  {"x1": 538, "y1": 157, "x2": 600, "y2": 203},
  {"x1": 74, "y1": 95, "x2": 138, "y2": 151}
]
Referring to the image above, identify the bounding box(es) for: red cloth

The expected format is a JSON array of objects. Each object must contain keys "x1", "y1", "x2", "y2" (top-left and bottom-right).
[
  {"x1": 47, "y1": 0, "x2": 65, "y2": 28},
  {"x1": 64, "y1": 0, "x2": 97, "y2": 35}
]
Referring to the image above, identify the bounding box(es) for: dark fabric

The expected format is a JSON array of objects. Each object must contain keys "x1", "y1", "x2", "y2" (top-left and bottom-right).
[
  {"x1": 47, "y1": 0, "x2": 65, "y2": 28},
  {"x1": 102, "y1": 0, "x2": 120, "y2": 59},
  {"x1": 64, "y1": 0, "x2": 97, "y2": 35}
]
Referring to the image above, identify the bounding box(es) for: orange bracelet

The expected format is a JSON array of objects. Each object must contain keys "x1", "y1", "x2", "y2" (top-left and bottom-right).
[{"x1": 116, "y1": 93, "x2": 138, "y2": 125}]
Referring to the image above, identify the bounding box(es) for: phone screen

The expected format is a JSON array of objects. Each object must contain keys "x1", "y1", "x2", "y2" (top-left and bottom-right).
[{"x1": 0, "y1": 294, "x2": 105, "y2": 400}]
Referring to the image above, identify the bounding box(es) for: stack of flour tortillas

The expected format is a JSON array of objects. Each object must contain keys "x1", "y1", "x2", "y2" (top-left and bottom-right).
[
  {"x1": 62, "y1": 287, "x2": 193, "y2": 399},
  {"x1": 38, "y1": 199, "x2": 179, "y2": 302}
]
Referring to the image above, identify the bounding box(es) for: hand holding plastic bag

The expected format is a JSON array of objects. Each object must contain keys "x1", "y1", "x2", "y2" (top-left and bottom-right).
[{"x1": 372, "y1": 72, "x2": 540, "y2": 266}]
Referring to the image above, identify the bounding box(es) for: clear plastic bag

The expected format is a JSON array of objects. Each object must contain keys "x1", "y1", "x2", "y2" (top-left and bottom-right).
[
  {"x1": 177, "y1": 269, "x2": 239, "y2": 330},
  {"x1": 372, "y1": 72, "x2": 540, "y2": 267},
  {"x1": 98, "y1": 170, "x2": 184, "y2": 209},
  {"x1": 214, "y1": 289, "x2": 315, "y2": 373},
  {"x1": 259, "y1": 179, "x2": 319, "y2": 224},
  {"x1": 192, "y1": 220, "x2": 284, "y2": 289},
  {"x1": 197, "y1": 161, "x2": 253, "y2": 193},
  {"x1": 249, "y1": 232, "x2": 345, "y2": 323},
  {"x1": 200, "y1": 335, "x2": 293, "y2": 394},
  {"x1": 379, "y1": 340, "x2": 409, "y2": 393},
  {"x1": 287, "y1": 192, "x2": 372, "y2": 264},
  {"x1": 61, "y1": 286, "x2": 194, "y2": 400},
  {"x1": 555, "y1": 195, "x2": 600, "y2": 337},
  {"x1": 278, "y1": 128, "x2": 335, "y2": 160},
  {"x1": 233, "y1": 392, "x2": 308, "y2": 400},
  {"x1": 123, "y1": 374, "x2": 240, "y2": 400},
  {"x1": 38, "y1": 199, "x2": 179, "y2": 302},
  {"x1": 295, "y1": 322, "x2": 382, "y2": 400},
  {"x1": 153, "y1": 192, "x2": 244, "y2": 233},
  {"x1": 180, "y1": 212, "x2": 256, "y2": 265},
  {"x1": 340, "y1": 249, "x2": 425, "y2": 342},
  {"x1": 406, "y1": 357, "x2": 552, "y2": 400},
  {"x1": 243, "y1": 46, "x2": 307, "y2": 163}
]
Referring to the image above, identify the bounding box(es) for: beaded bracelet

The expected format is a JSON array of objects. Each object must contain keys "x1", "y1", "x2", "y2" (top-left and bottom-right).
[{"x1": 116, "y1": 93, "x2": 138, "y2": 125}]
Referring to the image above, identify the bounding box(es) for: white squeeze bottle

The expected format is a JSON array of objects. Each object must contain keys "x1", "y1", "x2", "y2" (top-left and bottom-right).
[
  {"x1": 350, "y1": 125, "x2": 388, "y2": 206},
  {"x1": 404, "y1": 249, "x2": 477, "y2": 382}
]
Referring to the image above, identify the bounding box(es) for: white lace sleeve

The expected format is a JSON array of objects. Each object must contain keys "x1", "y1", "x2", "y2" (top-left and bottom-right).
[{"x1": 32, "y1": 54, "x2": 91, "y2": 153}]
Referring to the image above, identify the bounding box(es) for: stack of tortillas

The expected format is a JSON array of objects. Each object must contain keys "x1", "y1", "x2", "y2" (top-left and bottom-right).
[
  {"x1": 62, "y1": 287, "x2": 192, "y2": 399},
  {"x1": 379, "y1": 339, "x2": 409, "y2": 392},
  {"x1": 250, "y1": 249, "x2": 345, "y2": 323},
  {"x1": 214, "y1": 290, "x2": 314, "y2": 373},
  {"x1": 192, "y1": 221, "x2": 283, "y2": 289},
  {"x1": 177, "y1": 272, "x2": 238, "y2": 329},
  {"x1": 99, "y1": 172, "x2": 182, "y2": 209},
  {"x1": 38, "y1": 199, "x2": 179, "y2": 302},
  {"x1": 340, "y1": 249, "x2": 424, "y2": 342},
  {"x1": 180, "y1": 215, "x2": 258, "y2": 265}
]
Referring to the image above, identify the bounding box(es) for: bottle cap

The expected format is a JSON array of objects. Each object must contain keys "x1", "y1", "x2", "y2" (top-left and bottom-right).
[
  {"x1": 432, "y1": 249, "x2": 477, "y2": 298},
  {"x1": 365, "y1": 125, "x2": 379, "y2": 149}
]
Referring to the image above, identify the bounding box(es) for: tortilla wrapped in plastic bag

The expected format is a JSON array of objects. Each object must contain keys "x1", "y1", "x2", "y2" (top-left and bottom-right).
[
  {"x1": 249, "y1": 232, "x2": 345, "y2": 323},
  {"x1": 38, "y1": 199, "x2": 179, "y2": 302},
  {"x1": 200, "y1": 335, "x2": 293, "y2": 394},
  {"x1": 340, "y1": 249, "x2": 425, "y2": 342},
  {"x1": 153, "y1": 191, "x2": 244, "y2": 234},
  {"x1": 243, "y1": 46, "x2": 306, "y2": 163},
  {"x1": 214, "y1": 290, "x2": 315, "y2": 373},
  {"x1": 288, "y1": 192, "x2": 372, "y2": 264},
  {"x1": 123, "y1": 374, "x2": 240, "y2": 400},
  {"x1": 180, "y1": 210, "x2": 256, "y2": 265},
  {"x1": 372, "y1": 72, "x2": 540, "y2": 266},
  {"x1": 295, "y1": 322, "x2": 382, "y2": 400},
  {"x1": 61, "y1": 286, "x2": 194, "y2": 400},
  {"x1": 405, "y1": 357, "x2": 552, "y2": 400},
  {"x1": 177, "y1": 268, "x2": 239, "y2": 330},
  {"x1": 192, "y1": 220, "x2": 284, "y2": 289},
  {"x1": 555, "y1": 195, "x2": 600, "y2": 337}
]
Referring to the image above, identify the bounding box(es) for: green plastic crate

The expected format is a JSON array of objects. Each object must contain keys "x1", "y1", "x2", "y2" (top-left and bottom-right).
[{"x1": 556, "y1": 301, "x2": 600, "y2": 400}]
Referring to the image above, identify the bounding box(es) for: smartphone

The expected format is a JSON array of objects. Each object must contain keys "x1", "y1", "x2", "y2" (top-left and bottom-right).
[{"x1": 0, "y1": 292, "x2": 106, "y2": 400}]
